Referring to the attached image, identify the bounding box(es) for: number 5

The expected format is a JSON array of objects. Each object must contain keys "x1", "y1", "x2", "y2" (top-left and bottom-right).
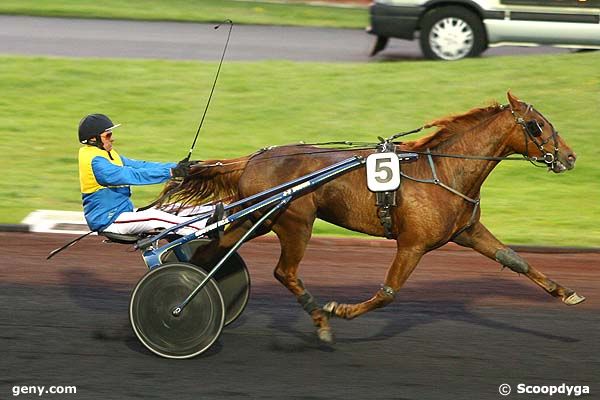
[
  {"x1": 375, "y1": 157, "x2": 393, "y2": 183},
  {"x1": 366, "y1": 153, "x2": 401, "y2": 192}
]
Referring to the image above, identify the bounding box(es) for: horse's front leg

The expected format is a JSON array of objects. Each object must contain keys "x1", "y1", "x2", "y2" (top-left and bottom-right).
[
  {"x1": 324, "y1": 245, "x2": 424, "y2": 320},
  {"x1": 453, "y1": 221, "x2": 585, "y2": 305},
  {"x1": 271, "y1": 208, "x2": 335, "y2": 343}
]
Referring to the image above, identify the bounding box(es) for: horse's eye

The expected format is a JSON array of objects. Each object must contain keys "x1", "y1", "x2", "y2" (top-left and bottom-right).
[{"x1": 539, "y1": 120, "x2": 545, "y2": 128}]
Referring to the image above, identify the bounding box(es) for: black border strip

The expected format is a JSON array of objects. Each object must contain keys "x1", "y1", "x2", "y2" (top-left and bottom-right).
[
  {"x1": 501, "y1": 0, "x2": 600, "y2": 7},
  {"x1": 484, "y1": 10, "x2": 505, "y2": 19},
  {"x1": 512, "y1": 11, "x2": 600, "y2": 23}
]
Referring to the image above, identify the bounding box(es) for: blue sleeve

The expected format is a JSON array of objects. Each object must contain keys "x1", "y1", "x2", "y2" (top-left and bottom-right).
[
  {"x1": 91, "y1": 156, "x2": 174, "y2": 186},
  {"x1": 120, "y1": 155, "x2": 176, "y2": 170}
]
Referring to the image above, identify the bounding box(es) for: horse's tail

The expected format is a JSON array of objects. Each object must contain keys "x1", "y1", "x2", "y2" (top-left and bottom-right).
[{"x1": 158, "y1": 155, "x2": 251, "y2": 208}]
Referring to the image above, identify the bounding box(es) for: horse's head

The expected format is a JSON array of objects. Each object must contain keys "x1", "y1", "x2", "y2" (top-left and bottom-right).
[{"x1": 505, "y1": 91, "x2": 576, "y2": 173}]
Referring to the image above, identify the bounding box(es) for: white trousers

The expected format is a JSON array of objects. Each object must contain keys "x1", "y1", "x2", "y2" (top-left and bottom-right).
[{"x1": 102, "y1": 204, "x2": 214, "y2": 236}]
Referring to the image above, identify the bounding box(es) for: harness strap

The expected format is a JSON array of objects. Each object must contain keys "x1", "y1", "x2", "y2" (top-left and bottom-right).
[
  {"x1": 374, "y1": 140, "x2": 398, "y2": 239},
  {"x1": 450, "y1": 199, "x2": 481, "y2": 240},
  {"x1": 400, "y1": 149, "x2": 481, "y2": 236},
  {"x1": 402, "y1": 150, "x2": 480, "y2": 204}
]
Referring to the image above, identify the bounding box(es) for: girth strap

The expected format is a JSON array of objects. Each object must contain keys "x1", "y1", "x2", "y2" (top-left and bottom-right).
[
  {"x1": 376, "y1": 191, "x2": 396, "y2": 239},
  {"x1": 375, "y1": 140, "x2": 399, "y2": 240}
]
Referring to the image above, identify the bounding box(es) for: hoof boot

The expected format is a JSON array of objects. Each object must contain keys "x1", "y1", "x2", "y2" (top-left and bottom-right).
[
  {"x1": 563, "y1": 292, "x2": 586, "y2": 306},
  {"x1": 317, "y1": 327, "x2": 334, "y2": 344}
]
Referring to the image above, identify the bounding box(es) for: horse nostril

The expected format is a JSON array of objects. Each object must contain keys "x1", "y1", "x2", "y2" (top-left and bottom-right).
[{"x1": 567, "y1": 154, "x2": 576, "y2": 167}]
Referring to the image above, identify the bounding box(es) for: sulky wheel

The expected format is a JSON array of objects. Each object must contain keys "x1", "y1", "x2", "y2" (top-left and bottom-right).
[
  {"x1": 167, "y1": 239, "x2": 251, "y2": 327},
  {"x1": 129, "y1": 262, "x2": 225, "y2": 359},
  {"x1": 198, "y1": 252, "x2": 250, "y2": 327}
]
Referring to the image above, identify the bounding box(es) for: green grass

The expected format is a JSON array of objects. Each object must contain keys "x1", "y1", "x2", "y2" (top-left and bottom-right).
[
  {"x1": 0, "y1": 0, "x2": 367, "y2": 28},
  {"x1": 0, "y1": 53, "x2": 598, "y2": 246}
]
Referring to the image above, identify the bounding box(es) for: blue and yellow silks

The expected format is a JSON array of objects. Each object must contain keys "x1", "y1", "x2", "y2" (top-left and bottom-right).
[{"x1": 78, "y1": 146, "x2": 175, "y2": 231}]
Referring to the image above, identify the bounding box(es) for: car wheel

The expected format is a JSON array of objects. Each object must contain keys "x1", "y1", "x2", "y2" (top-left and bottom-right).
[{"x1": 419, "y1": 6, "x2": 487, "y2": 61}]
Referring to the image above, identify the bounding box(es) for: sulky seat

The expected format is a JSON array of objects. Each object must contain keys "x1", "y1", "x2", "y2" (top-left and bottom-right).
[{"x1": 100, "y1": 231, "x2": 143, "y2": 244}]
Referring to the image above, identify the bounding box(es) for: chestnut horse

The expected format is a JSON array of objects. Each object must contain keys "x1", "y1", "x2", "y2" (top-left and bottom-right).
[{"x1": 164, "y1": 92, "x2": 585, "y2": 343}]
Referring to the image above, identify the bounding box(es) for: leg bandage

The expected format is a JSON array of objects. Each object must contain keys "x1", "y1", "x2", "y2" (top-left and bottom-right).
[
  {"x1": 297, "y1": 292, "x2": 320, "y2": 314},
  {"x1": 495, "y1": 248, "x2": 529, "y2": 274}
]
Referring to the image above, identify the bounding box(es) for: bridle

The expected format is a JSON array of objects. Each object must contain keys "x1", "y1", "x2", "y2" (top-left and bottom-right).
[{"x1": 507, "y1": 102, "x2": 561, "y2": 170}]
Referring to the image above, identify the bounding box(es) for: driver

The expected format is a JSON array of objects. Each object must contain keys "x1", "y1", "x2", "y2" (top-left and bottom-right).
[{"x1": 77, "y1": 113, "x2": 213, "y2": 236}]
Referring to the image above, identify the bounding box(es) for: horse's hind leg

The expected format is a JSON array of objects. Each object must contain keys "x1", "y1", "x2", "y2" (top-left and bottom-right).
[
  {"x1": 324, "y1": 244, "x2": 424, "y2": 320},
  {"x1": 271, "y1": 208, "x2": 334, "y2": 342},
  {"x1": 453, "y1": 222, "x2": 585, "y2": 305}
]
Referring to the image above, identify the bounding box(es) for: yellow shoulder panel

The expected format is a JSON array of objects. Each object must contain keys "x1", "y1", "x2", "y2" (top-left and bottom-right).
[{"x1": 79, "y1": 146, "x2": 124, "y2": 194}]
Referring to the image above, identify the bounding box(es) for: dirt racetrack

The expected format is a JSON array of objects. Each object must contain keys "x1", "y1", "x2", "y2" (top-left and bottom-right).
[{"x1": 1, "y1": 232, "x2": 598, "y2": 399}]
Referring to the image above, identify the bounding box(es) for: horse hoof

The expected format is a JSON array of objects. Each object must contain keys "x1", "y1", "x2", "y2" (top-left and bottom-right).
[
  {"x1": 322, "y1": 301, "x2": 338, "y2": 316},
  {"x1": 563, "y1": 292, "x2": 586, "y2": 306},
  {"x1": 317, "y1": 327, "x2": 334, "y2": 344}
]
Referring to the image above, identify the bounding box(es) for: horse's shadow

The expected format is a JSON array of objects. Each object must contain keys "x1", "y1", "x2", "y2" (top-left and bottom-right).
[
  {"x1": 61, "y1": 269, "x2": 131, "y2": 311},
  {"x1": 60, "y1": 269, "x2": 150, "y2": 356},
  {"x1": 60, "y1": 269, "x2": 580, "y2": 356},
  {"x1": 256, "y1": 276, "x2": 580, "y2": 351}
]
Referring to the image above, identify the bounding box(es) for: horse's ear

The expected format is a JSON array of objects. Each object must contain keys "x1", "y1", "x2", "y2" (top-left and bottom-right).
[{"x1": 507, "y1": 90, "x2": 524, "y2": 111}]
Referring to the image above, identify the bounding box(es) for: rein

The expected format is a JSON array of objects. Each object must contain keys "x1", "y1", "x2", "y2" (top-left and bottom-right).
[
  {"x1": 159, "y1": 102, "x2": 562, "y2": 211},
  {"x1": 195, "y1": 103, "x2": 559, "y2": 167}
]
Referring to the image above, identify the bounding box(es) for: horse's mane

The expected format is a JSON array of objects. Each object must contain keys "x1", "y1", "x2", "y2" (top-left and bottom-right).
[
  {"x1": 158, "y1": 154, "x2": 252, "y2": 209},
  {"x1": 403, "y1": 102, "x2": 502, "y2": 151}
]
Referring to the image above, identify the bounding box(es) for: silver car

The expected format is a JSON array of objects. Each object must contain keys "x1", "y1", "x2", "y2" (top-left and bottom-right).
[{"x1": 368, "y1": 0, "x2": 600, "y2": 60}]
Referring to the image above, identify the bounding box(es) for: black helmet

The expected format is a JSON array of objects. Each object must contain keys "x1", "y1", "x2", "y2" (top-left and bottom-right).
[{"x1": 78, "y1": 114, "x2": 120, "y2": 144}]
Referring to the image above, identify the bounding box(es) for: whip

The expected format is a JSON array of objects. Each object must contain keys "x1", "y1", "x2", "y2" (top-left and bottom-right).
[{"x1": 183, "y1": 19, "x2": 233, "y2": 162}]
